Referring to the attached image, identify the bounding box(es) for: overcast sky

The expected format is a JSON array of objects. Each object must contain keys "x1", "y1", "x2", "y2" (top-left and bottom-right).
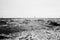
[{"x1": 0, "y1": 0, "x2": 60, "y2": 18}]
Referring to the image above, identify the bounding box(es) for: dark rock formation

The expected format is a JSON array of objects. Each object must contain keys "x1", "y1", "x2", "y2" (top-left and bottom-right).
[
  {"x1": 0, "y1": 20, "x2": 7, "y2": 25},
  {"x1": 0, "y1": 36, "x2": 10, "y2": 39}
]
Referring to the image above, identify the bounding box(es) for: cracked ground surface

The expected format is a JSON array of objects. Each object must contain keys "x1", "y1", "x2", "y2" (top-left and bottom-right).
[{"x1": 0, "y1": 18, "x2": 60, "y2": 40}]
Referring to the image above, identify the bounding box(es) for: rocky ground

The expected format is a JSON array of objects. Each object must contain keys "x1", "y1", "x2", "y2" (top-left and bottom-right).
[{"x1": 0, "y1": 18, "x2": 60, "y2": 40}]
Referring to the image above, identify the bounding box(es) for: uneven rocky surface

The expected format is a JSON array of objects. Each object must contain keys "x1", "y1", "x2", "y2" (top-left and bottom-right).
[{"x1": 0, "y1": 18, "x2": 60, "y2": 40}]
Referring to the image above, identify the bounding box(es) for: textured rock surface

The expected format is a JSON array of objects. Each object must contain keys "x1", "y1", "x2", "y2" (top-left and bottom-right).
[{"x1": 0, "y1": 18, "x2": 60, "y2": 40}]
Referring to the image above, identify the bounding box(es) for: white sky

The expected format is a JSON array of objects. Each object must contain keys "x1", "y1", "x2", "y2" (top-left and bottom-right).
[{"x1": 0, "y1": 0, "x2": 60, "y2": 18}]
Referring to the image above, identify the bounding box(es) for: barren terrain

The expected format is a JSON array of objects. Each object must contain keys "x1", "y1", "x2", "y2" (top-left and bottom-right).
[{"x1": 0, "y1": 18, "x2": 60, "y2": 40}]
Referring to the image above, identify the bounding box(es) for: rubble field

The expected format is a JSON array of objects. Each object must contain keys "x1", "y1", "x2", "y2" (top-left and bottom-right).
[{"x1": 0, "y1": 18, "x2": 60, "y2": 40}]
